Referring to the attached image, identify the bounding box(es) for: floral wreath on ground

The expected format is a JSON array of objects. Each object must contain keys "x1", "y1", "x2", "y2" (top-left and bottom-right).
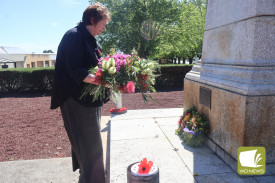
[{"x1": 175, "y1": 106, "x2": 209, "y2": 147}]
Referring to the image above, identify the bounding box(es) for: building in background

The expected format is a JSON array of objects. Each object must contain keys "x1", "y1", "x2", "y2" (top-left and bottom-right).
[{"x1": 0, "y1": 46, "x2": 56, "y2": 69}]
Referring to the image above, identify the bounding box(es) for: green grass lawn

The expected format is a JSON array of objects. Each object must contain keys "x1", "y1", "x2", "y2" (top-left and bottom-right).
[
  {"x1": 158, "y1": 64, "x2": 194, "y2": 67},
  {"x1": 0, "y1": 67, "x2": 54, "y2": 72},
  {"x1": 147, "y1": 59, "x2": 193, "y2": 67}
]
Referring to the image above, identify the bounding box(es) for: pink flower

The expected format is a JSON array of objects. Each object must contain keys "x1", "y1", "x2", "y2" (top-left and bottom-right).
[{"x1": 126, "y1": 81, "x2": 135, "y2": 93}]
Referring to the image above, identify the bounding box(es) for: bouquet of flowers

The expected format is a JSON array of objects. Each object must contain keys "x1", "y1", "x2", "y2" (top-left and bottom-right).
[
  {"x1": 175, "y1": 106, "x2": 209, "y2": 147},
  {"x1": 80, "y1": 49, "x2": 156, "y2": 102}
]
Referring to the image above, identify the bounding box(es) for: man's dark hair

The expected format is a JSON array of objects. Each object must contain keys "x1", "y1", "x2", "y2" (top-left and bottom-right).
[{"x1": 82, "y1": 2, "x2": 110, "y2": 25}]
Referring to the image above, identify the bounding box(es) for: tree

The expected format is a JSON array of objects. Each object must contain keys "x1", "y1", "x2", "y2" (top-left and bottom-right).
[
  {"x1": 43, "y1": 50, "x2": 54, "y2": 53},
  {"x1": 153, "y1": 0, "x2": 207, "y2": 63},
  {"x1": 90, "y1": 0, "x2": 180, "y2": 58},
  {"x1": 89, "y1": 0, "x2": 206, "y2": 62}
]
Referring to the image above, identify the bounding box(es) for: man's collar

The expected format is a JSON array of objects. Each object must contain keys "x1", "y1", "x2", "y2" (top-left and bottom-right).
[{"x1": 78, "y1": 22, "x2": 97, "y2": 42}]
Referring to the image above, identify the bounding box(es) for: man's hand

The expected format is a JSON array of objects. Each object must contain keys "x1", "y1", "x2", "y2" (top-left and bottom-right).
[
  {"x1": 83, "y1": 74, "x2": 96, "y2": 84},
  {"x1": 83, "y1": 74, "x2": 109, "y2": 87}
]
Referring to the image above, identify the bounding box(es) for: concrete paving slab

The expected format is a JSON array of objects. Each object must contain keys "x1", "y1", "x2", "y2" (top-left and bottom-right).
[
  {"x1": 111, "y1": 118, "x2": 165, "y2": 140},
  {"x1": 195, "y1": 172, "x2": 258, "y2": 183},
  {"x1": 0, "y1": 158, "x2": 78, "y2": 183},
  {"x1": 160, "y1": 125, "x2": 234, "y2": 175},
  {"x1": 100, "y1": 116, "x2": 111, "y2": 183},
  {"x1": 111, "y1": 108, "x2": 183, "y2": 121},
  {"x1": 101, "y1": 116, "x2": 111, "y2": 167},
  {"x1": 266, "y1": 163, "x2": 275, "y2": 176},
  {"x1": 254, "y1": 175, "x2": 275, "y2": 183},
  {"x1": 157, "y1": 122, "x2": 185, "y2": 149},
  {"x1": 155, "y1": 116, "x2": 180, "y2": 127},
  {"x1": 110, "y1": 137, "x2": 196, "y2": 183}
]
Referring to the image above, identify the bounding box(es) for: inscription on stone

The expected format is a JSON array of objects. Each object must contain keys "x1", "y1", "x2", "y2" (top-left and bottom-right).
[{"x1": 200, "y1": 87, "x2": 211, "y2": 109}]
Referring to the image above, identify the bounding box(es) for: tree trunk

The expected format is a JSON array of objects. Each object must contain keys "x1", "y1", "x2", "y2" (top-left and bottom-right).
[
  {"x1": 182, "y1": 58, "x2": 186, "y2": 64},
  {"x1": 139, "y1": 39, "x2": 148, "y2": 59},
  {"x1": 189, "y1": 58, "x2": 193, "y2": 64},
  {"x1": 178, "y1": 57, "x2": 181, "y2": 64}
]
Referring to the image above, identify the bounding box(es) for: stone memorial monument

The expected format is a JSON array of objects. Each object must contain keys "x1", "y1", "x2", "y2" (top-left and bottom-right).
[{"x1": 184, "y1": 0, "x2": 275, "y2": 171}]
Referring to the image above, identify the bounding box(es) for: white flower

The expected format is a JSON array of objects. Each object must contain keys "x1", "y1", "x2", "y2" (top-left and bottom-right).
[
  {"x1": 102, "y1": 60, "x2": 110, "y2": 70},
  {"x1": 108, "y1": 67, "x2": 116, "y2": 74},
  {"x1": 148, "y1": 63, "x2": 154, "y2": 69},
  {"x1": 141, "y1": 63, "x2": 147, "y2": 69},
  {"x1": 145, "y1": 68, "x2": 151, "y2": 75},
  {"x1": 109, "y1": 58, "x2": 116, "y2": 67}
]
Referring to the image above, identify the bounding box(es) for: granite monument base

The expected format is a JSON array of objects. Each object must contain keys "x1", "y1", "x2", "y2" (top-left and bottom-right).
[{"x1": 184, "y1": 79, "x2": 275, "y2": 167}]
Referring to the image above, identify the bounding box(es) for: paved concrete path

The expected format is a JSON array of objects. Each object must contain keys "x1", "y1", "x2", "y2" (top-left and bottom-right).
[
  {"x1": 0, "y1": 109, "x2": 274, "y2": 183},
  {"x1": 109, "y1": 108, "x2": 275, "y2": 183}
]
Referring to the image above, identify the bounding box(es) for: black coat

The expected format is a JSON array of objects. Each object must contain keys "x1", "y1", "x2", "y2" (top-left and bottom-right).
[{"x1": 50, "y1": 22, "x2": 109, "y2": 109}]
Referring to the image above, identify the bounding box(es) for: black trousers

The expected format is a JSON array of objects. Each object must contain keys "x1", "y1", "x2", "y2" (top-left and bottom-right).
[{"x1": 60, "y1": 97, "x2": 105, "y2": 183}]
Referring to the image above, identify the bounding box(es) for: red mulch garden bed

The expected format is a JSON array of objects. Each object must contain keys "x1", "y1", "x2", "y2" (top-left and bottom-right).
[{"x1": 0, "y1": 91, "x2": 183, "y2": 162}]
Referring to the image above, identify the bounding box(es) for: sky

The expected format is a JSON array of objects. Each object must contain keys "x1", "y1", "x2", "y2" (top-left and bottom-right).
[{"x1": 0, "y1": 0, "x2": 92, "y2": 54}]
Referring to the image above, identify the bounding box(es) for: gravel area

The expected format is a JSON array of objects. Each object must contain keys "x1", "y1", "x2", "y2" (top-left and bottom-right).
[{"x1": 0, "y1": 91, "x2": 184, "y2": 162}]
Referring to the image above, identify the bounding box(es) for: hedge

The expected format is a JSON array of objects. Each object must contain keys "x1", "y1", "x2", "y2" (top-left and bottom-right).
[
  {"x1": 155, "y1": 65, "x2": 193, "y2": 90},
  {"x1": 0, "y1": 65, "x2": 193, "y2": 93},
  {"x1": 0, "y1": 68, "x2": 54, "y2": 93}
]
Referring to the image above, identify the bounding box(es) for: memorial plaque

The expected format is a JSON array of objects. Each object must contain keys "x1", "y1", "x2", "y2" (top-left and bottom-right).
[{"x1": 200, "y1": 87, "x2": 211, "y2": 109}]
